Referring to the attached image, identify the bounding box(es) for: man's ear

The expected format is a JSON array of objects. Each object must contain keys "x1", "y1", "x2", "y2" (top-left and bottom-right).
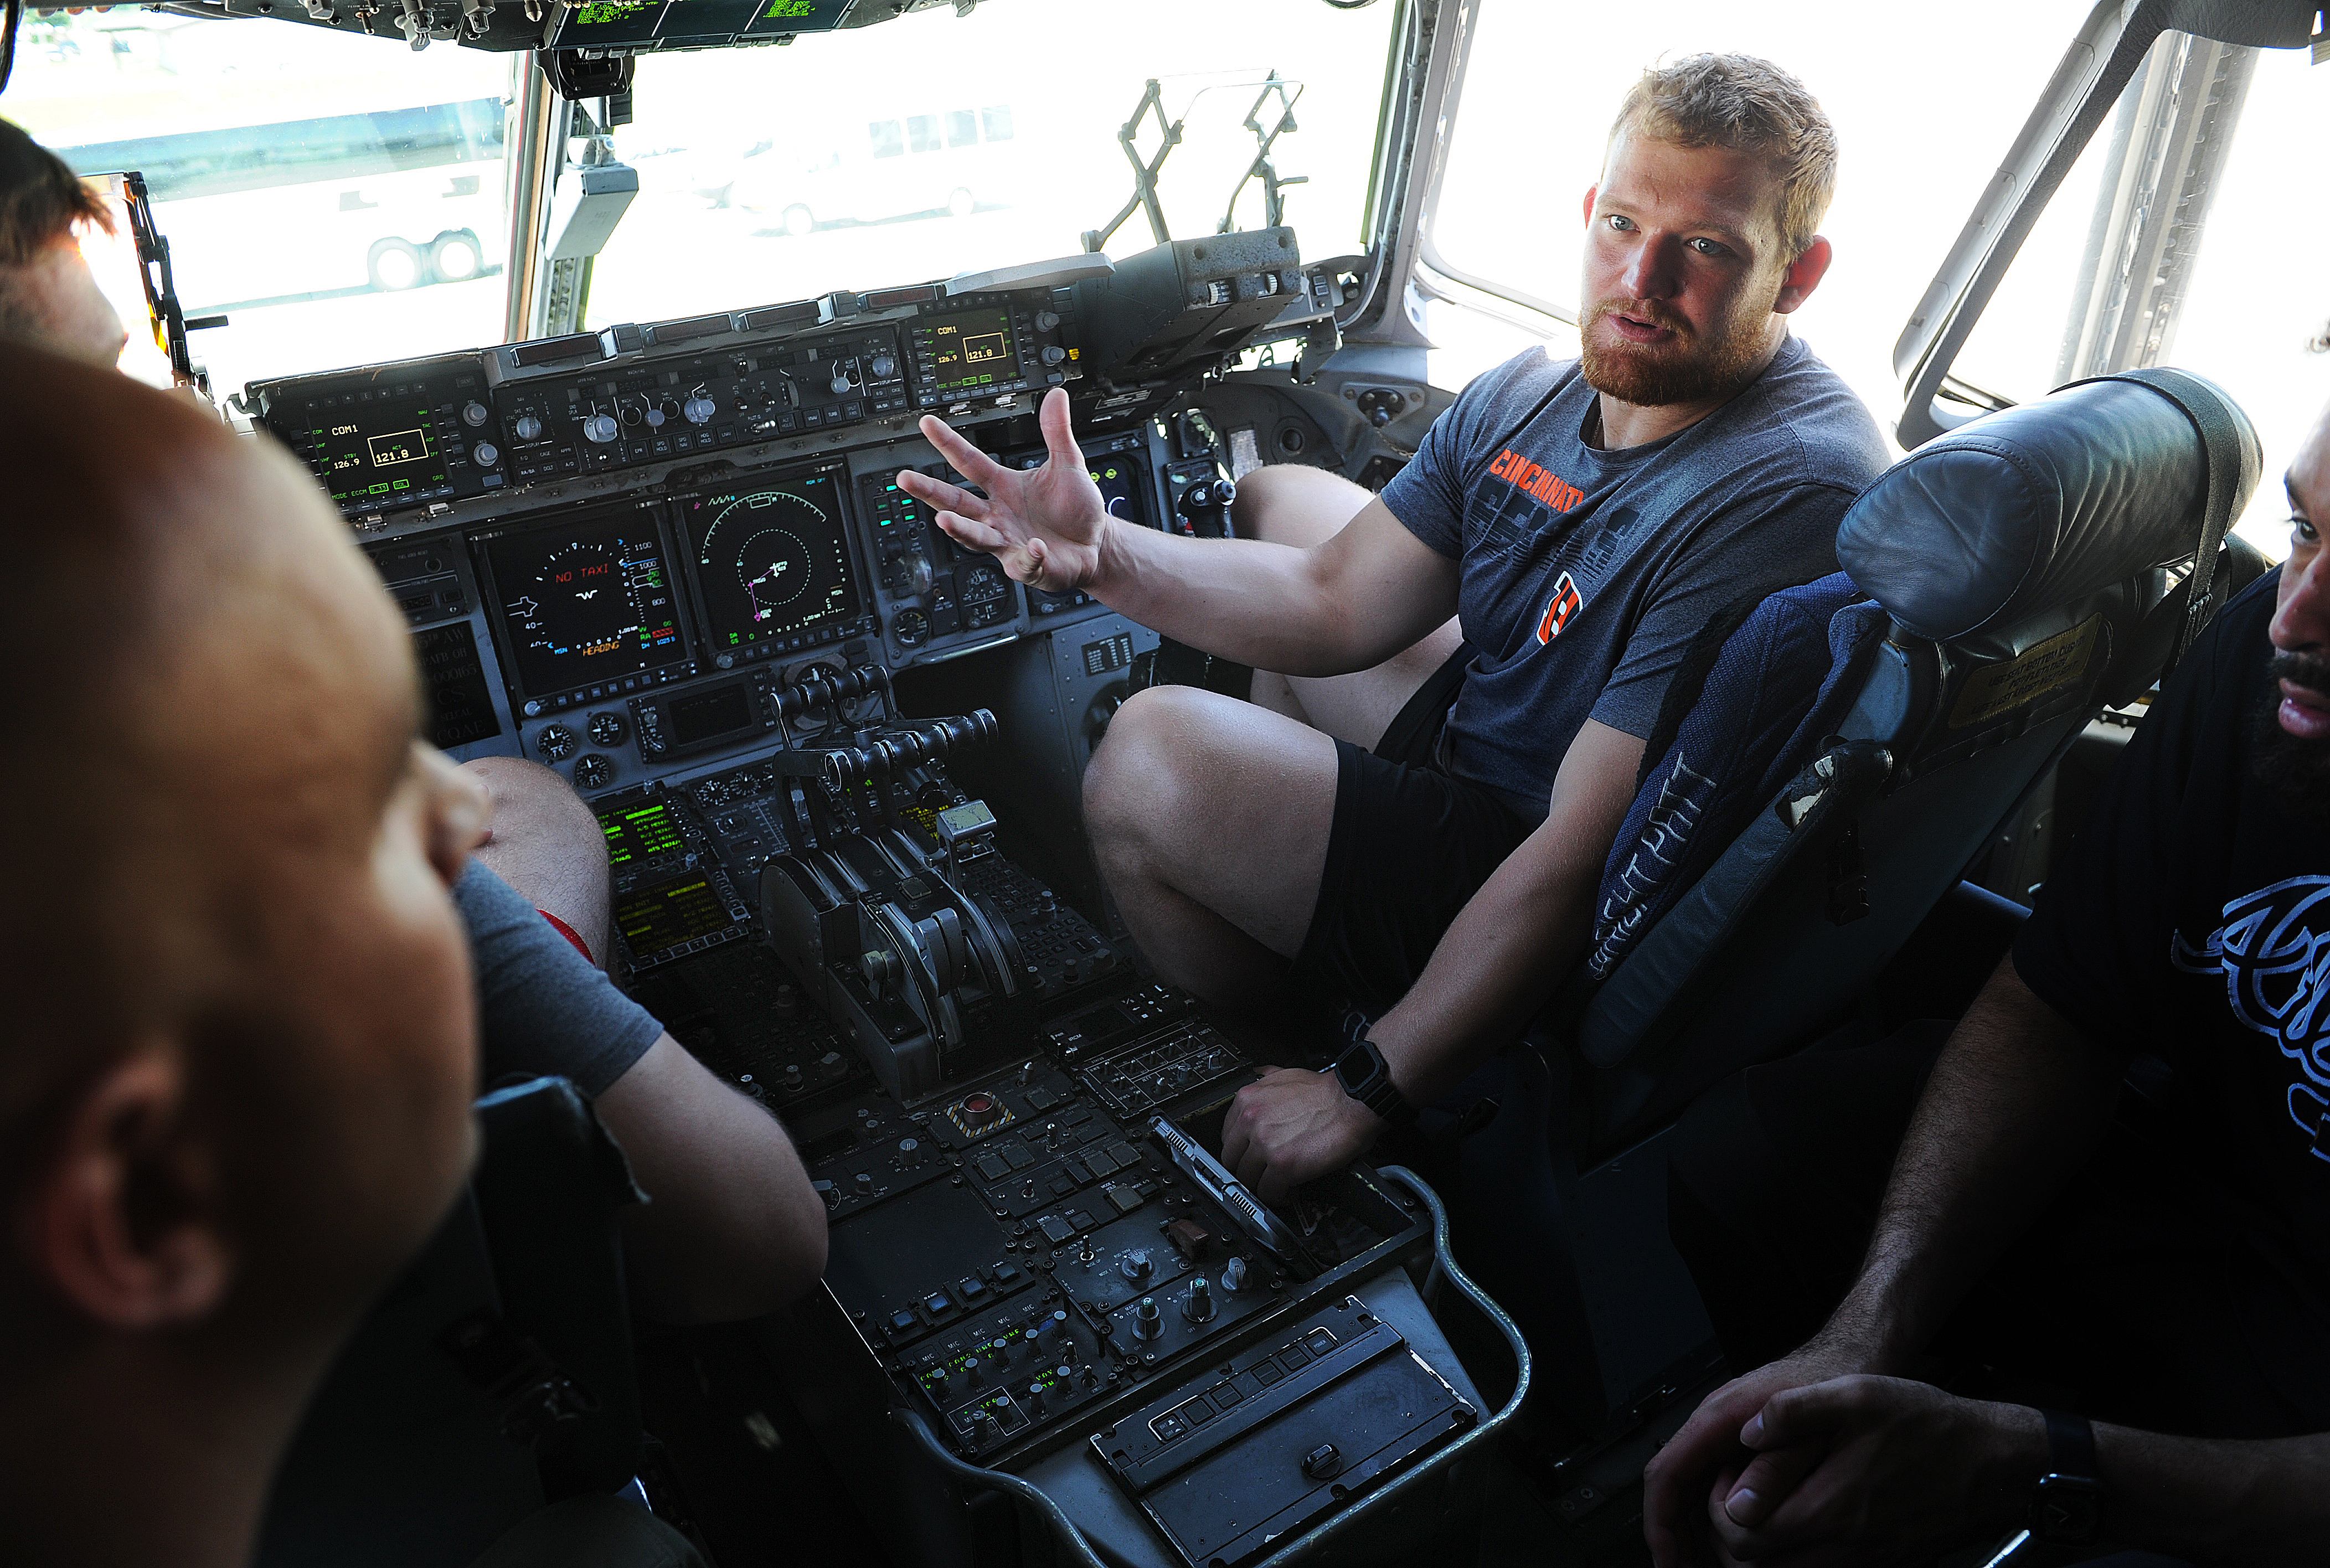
[
  {"x1": 21, "y1": 1045, "x2": 234, "y2": 1332},
  {"x1": 1774, "y1": 236, "x2": 1834, "y2": 316},
  {"x1": 1581, "y1": 184, "x2": 1599, "y2": 228}
]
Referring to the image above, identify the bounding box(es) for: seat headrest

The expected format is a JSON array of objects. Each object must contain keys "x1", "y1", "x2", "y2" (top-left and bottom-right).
[{"x1": 1836, "y1": 370, "x2": 2259, "y2": 642}]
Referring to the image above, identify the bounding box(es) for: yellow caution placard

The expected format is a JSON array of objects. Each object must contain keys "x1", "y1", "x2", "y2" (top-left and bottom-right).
[{"x1": 1948, "y1": 615, "x2": 2101, "y2": 729}]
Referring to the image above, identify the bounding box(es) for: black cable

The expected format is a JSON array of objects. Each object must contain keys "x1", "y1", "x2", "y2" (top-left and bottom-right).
[{"x1": 0, "y1": 0, "x2": 24, "y2": 100}]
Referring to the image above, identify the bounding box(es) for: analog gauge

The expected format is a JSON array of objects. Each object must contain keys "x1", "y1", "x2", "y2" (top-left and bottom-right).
[
  {"x1": 587, "y1": 711, "x2": 627, "y2": 747},
  {"x1": 892, "y1": 607, "x2": 931, "y2": 648},
  {"x1": 960, "y1": 563, "x2": 1007, "y2": 603},
  {"x1": 573, "y1": 753, "x2": 615, "y2": 792},
  {"x1": 535, "y1": 723, "x2": 576, "y2": 761}
]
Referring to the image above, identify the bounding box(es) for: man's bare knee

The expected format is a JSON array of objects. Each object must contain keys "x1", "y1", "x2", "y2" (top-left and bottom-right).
[
  {"x1": 462, "y1": 757, "x2": 612, "y2": 962},
  {"x1": 1083, "y1": 686, "x2": 1210, "y2": 862},
  {"x1": 1231, "y1": 464, "x2": 1374, "y2": 550}
]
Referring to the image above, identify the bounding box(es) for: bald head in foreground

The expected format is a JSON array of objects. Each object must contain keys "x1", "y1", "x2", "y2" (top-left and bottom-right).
[{"x1": 0, "y1": 342, "x2": 487, "y2": 1568}]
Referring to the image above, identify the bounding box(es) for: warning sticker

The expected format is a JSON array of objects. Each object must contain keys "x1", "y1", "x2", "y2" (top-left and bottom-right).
[{"x1": 1948, "y1": 615, "x2": 2101, "y2": 729}]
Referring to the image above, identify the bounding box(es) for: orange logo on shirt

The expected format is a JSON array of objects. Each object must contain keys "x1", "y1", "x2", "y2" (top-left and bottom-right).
[
  {"x1": 1489, "y1": 448, "x2": 1585, "y2": 513},
  {"x1": 1536, "y1": 571, "x2": 1584, "y2": 645}
]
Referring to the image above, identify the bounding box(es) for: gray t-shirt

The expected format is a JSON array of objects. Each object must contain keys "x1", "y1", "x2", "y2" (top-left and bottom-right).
[
  {"x1": 455, "y1": 860, "x2": 663, "y2": 1097},
  {"x1": 1381, "y1": 334, "x2": 1888, "y2": 817}
]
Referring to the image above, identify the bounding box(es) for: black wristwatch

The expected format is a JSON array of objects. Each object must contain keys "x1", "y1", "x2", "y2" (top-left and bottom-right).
[
  {"x1": 2029, "y1": 1409, "x2": 2107, "y2": 1546},
  {"x1": 1329, "y1": 1029, "x2": 1419, "y2": 1127}
]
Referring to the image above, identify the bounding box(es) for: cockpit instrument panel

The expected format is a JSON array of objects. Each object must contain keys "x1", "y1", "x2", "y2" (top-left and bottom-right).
[
  {"x1": 470, "y1": 503, "x2": 697, "y2": 716},
  {"x1": 909, "y1": 294, "x2": 1061, "y2": 410},
  {"x1": 677, "y1": 468, "x2": 866, "y2": 658},
  {"x1": 548, "y1": 0, "x2": 854, "y2": 51},
  {"x1": 250, "y1": 354, "x2": 508, "y2": 514}
]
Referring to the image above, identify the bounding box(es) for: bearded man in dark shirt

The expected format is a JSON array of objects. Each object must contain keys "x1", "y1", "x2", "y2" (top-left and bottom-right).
[{"x1": 1643, "y1": 398, "x2": 2330, "y2": 1566}]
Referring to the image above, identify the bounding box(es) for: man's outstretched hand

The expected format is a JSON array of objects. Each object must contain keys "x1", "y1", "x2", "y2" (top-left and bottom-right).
[
  {"x1": 898, "y1": 387, "x2": 1109, "y2": 596},
  {"x1": 1220, "y1": 1067, "x2": 1382, "y2": 1203}
]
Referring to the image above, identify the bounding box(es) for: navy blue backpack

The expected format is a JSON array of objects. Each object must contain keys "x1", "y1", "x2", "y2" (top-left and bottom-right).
[{"x1": 1585, "y1": 573, "x2": 1890, "y2": 981}]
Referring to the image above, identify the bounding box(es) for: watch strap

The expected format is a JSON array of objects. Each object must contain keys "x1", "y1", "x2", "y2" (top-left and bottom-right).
[{"x1": 2042, "y1": 1409, "x2": 2099, "y2": 1482}]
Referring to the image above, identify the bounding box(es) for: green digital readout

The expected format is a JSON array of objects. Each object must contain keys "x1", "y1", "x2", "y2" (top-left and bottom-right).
[
  {"x1": 924, "y1": 306, "x2": 1018, "y2": 395},
  {"x1": 615, "y1": 875, "x2": 734, "y2": 955},
  {"x1": 599, "y1": 801, "x2": 686, "y2": 867},
  {"x1": 308, "y1": 399, "x2": 450, "y2": 506},
  {"x1": 550, "y1": 0, "x2": 847, "y2": 45}
]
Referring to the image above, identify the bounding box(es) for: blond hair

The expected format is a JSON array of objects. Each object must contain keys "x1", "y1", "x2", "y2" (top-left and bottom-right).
[{"x1": 1611, "y1": 54, "x2": 1837, "y2": 257}]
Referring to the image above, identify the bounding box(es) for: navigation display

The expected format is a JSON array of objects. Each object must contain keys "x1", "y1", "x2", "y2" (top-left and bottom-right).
[
  {"x1": 678, "y1": 471, "x2": 861, "y2": 649},
  {"x1": 922, "y1": 306, "x2": 1018, "y2": 396},
  {"x1": 476, "y1": 507, "x2": 689, "y2": 699}
]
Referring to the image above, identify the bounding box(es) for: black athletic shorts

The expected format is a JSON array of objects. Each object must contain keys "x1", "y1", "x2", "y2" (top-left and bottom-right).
[{"x1": 1291, "y1": 739, "x2": 1538, "y2": 1019}]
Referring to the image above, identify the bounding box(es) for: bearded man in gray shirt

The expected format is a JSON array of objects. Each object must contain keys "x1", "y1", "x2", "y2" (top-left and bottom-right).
[{"x1": 898, "y1": 53, "x2": 1889, "y2": 1198}]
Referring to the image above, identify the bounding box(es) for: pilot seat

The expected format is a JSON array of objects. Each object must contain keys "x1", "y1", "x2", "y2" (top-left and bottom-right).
[{"x1": 1452, "y1": 367, "x2": 2262, "y2": 1437}]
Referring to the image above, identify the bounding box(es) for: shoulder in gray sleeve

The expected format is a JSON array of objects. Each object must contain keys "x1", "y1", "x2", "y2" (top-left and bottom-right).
[{"x1": 452, "y1": 860, "x2": 665, "y2": 1099}]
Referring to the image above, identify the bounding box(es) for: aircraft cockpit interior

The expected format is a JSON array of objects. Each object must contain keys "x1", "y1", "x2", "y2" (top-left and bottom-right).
[{"x1": 3, "y1": 1, "x2": 2328, "y2": 1565}]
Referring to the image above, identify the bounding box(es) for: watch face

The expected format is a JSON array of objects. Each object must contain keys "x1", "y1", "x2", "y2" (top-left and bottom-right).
[{"x1": 2032, "y1": 1476, "x2": 2105, "y2": 1543}]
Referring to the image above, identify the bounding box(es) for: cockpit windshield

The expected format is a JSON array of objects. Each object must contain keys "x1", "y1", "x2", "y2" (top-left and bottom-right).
[
  {"x1": 8, "y1": 11, "x2": 516, "y2": 399},
  {"x1": 5, "y1": 0, "x2": 1396, "y2": 400},
  {"x1": 584, "y1": 0, "x2": 1397, "y2": 328}
]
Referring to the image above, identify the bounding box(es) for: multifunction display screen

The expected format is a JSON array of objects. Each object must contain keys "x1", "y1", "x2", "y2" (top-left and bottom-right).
[
  {"x1": 615, "y1": 874, "x2": 735, "y2": 956},
  {"x1": 678, "y1": 471, "x2": 860, "y2": 648},
  {"x1": 551, "y1": 0, "x2": 848, "y2": 47},
  {"x1": 922, "y1": 306, "x2": 1018, "y2": 396},
  {"x1": 599, "y1": 800, "x2": 686, "y2": 868},
  {"x1": 413, "y1": 622, "x2": 503, "y2": 750},
  {"x1": 282, "y1": 380, "x2": 457, "y2": 508},
  {"x1": 1089, "y1": 451, "x2": 1149, "y2": 527},
  {"x1": 477, "y1": 508, "x2": 689, "y2": 698}
]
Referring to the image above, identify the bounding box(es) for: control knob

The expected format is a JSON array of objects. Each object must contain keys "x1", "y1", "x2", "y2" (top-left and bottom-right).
[
  {"x1": 902, "y1": 554, "x2": 936, "y2": 597},
  {"x1": 1036, "y1": 1309, "x2": 1069, "y2": 1350},
  {"x1": 513, "y1": 414, "x2": 544, "y2": 441},
  {"x1": 1023, "y1": 1384, "x2": 1047, "y2": 1417},
  {"x1": 829, "y1": 367, "x2": 854, "y2": 396},
  {"x1": 472, "y1": 442, "x2": 499, "y2": 467},
  {"x1": 643, "y1": 403, "x2": 666, "y2": 428},
  {"x1": 683, "y1": 394, "x2": 717, "y2": 425},
  {"x1": 853, "y1": 1171, "x2": 875, "y2": 1196},
  {"x1": 462, "y1": 399, "x2": 489, "y2": 426},
  {"x1": 869, "y1": 354, "x2": 897, "y2": 379},
  {"x1": 535, "y1": 723, "x2": 576, "y2": 761},
  {"x1": 1039, "y1": 345, "x2": 1066, "y2": 367},
  {"x1": 582, "y1": 413, "x2": 618, "y2": 443},
  {"x1": 1132, "y1": 1296, "x2": 1164, "y2": 1340},
  {"x1": 1182, "y1": 1276, "x2": 1216, "y2": 1323},
  {"x1": 1221, "y1": 1255, "x2": 1250, "y2": 1292},
  {"x1": 1120, "y1": 1250, "x2": 1153, "y2": 1283},
  {"x1": 1035, "y1": 310, "x2": 1060, "y2": 332}
]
